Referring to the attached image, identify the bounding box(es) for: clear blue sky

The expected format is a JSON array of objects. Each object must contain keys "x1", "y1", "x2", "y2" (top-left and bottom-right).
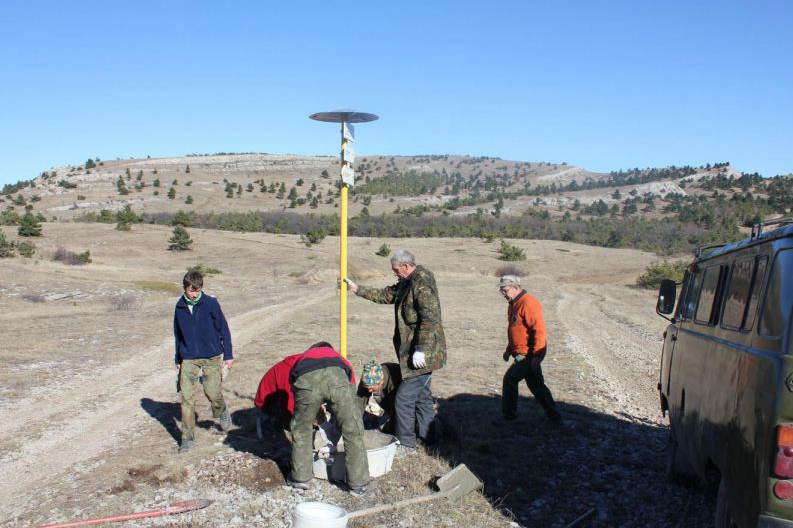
[{"x1": 1, "y1": 0, "x2": 791, "y2": 186}]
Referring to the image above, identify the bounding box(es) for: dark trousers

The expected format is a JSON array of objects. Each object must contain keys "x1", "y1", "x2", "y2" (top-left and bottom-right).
[
  {"x1": 394, "y1": 373, "x2": 434, "y2": 447},
  {"x1": 502, "y1": 353, "x2": 559, "y2": 418}
]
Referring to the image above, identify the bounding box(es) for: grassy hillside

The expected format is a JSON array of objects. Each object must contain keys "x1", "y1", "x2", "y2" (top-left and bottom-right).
[{"x1": 1, "y1": 153, "x2": 791, "y2": 255}]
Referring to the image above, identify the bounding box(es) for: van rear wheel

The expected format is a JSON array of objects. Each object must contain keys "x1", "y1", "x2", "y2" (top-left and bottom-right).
[
  {"x1": 666, "y1": 426, "x2": 696, "y2": 482},
  {"x1": 715, "y1": 479, "x2": 737, "y2": 528}
]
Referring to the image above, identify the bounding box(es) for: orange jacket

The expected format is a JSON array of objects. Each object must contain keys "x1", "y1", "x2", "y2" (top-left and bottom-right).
[{"x1": 506, "y1": 290, "x2": 547, "y2": 356}]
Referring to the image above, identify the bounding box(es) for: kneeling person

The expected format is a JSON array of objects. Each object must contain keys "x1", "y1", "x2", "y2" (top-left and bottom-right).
[{"x1": 357, "y1": 361, "x2": 401, "y2": 431}]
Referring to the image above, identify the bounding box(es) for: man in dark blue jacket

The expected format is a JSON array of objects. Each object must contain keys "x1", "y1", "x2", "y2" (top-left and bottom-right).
[{"x1": 174, "y1": 270, "x2": 234, "y2": 452}]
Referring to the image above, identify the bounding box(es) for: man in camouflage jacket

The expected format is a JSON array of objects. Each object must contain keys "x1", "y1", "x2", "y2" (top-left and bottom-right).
[{"x1": 345, "y1": 250, "x2": 446, "y2": 453}]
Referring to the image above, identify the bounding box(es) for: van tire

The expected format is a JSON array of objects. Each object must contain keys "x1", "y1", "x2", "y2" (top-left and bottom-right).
[
  {"x1": 715, "y1": 478, "x2": 736, "y2": 528},
  {"x1": 666, "y1": 426, "x2": 696, "y2": 483}
]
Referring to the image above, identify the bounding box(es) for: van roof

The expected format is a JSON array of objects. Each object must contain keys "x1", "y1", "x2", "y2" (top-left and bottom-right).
[{"x1": 698, "y1": 222, "x2": 793, "y2": 261}]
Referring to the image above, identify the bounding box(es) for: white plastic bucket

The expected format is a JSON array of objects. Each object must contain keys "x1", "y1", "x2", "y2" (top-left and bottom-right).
[{"x1": 292, "y1": 501, "x2": 349, "y2": 528}]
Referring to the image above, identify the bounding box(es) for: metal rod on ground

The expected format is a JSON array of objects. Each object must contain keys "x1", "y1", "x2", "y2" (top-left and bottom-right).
[
  {"x1": 562, "y1": 508, "x2": 596, "y2": 528},
  {"x1": 19, "y1": 500, "x2": 213, "y2": 528}
]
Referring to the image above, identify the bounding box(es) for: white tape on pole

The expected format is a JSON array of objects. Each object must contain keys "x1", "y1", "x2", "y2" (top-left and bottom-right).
[
  {"x1": 344, "y1": 145, "x2": 355, "y2": 164},
  {"x1": 343, "y1": 122, "x2": 356, "y2": 142},
  {"x1": 341, "y1": 165, "x2": 355, "y2": 186}
]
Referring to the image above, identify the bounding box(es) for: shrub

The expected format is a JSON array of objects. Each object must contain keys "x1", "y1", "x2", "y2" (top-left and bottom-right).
[
  {"x1": 0, "y1": 231, "x2": 15, "y2": 258},
  {"x1": 17, "y1": 212, "x2": 42, "y2": 237},
  {"x1": 636, "y1": 260, "x2": 689, "y2": 289},
  {"x1": 494, "y1": 264, "x2": 527, "y2": 277},
  {"x1": 22, "y1": 293, "x2": 45, "y2": 303},
  {"x1": 109, "y1": 294, "x2": 138, "y2": 311},
  {"x1": 53, "y1": 247, "x2": 92, "y2": 265},
  {"x1": 1, "y1": 210, "x2": 21, "y2": 226},
  {"x1": 171, "y1": 210, "x2": 193, "y2": 227},
  {"x1": 375, "y1": 243, "x2": 391, "y2": 257},
  {"x1": 498, "y1": 239, "x2": 526, "y2": 261},
  {"x1": 300, "y1": 227, "x2": 326, "y2": 247},
  {"x1": 17, "y1": 241, "x2": 36, "y2": 257},
  {"x1": 168, "y1": 226, "x2": 193, "y2": 251},
  {"x1": 188, "y1": 263, "x2": 222, "y2": 276}
]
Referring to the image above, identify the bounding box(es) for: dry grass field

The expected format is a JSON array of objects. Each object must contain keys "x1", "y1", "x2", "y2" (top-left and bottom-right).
[{"x1": 0, "y1": 223, "x2": 715, "y2": 528}]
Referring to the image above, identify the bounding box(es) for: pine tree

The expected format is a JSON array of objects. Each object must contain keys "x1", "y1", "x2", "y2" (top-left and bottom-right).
[
  {"x1": 168, "y1": 225, "x2": 193, "y2": 251},
  {"x1": 17, "y1": 240, "x2": 35, "y2": 257},
  {"x1": 17, "y1": 212, "x2": 42, "y2": 237},
  {"x1": 167, "y1": 187, "x2": 176, "y2": 199},
  {"x1": 0, "y1": 230, "x2": 15, "y2": 258},
  {"x1": 171, "y1": 210, "x2": 192, "y2": 227},
  {"x1": 115, "y1": 205, "x2": 137, "y2": 231}
]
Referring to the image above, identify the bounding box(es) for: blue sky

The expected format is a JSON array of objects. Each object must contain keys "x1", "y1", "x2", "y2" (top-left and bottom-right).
[{"x1": 1, "y1": 1, "x2": 791, "y2": 186}]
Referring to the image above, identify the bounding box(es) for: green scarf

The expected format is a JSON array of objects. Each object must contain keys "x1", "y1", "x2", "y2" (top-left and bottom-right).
[{"x1": 183, "y1": 291, "x2": 203, "y2": 306}]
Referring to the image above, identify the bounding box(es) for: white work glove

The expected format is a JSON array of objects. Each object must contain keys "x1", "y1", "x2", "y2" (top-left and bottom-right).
[
  {"x1": 412, "y1": 350, "x2": 426, "y2": 369},
  {"x1": 343, "y1": 277, "x2": 359, "y2": 293}
]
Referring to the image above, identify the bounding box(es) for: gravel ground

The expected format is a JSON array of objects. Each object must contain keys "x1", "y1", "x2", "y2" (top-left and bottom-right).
[{"x1": 0, "y1": 231, "x2": 716, "y2": 528}]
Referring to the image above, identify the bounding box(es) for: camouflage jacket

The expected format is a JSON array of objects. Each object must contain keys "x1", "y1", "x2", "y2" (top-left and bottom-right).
[{"x1": 356, "y1": 265, "x2": 447, "y2": 379}]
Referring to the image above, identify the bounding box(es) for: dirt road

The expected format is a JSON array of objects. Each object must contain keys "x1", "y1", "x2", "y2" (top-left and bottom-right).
[{"x1": 0, "y1": 225, "x2": 712, "y2": 528}]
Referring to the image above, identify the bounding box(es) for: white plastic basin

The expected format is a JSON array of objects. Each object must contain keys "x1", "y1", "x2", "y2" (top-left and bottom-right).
[{"x1": 312, "y1": 429, "x2": 397, "y2": 480}]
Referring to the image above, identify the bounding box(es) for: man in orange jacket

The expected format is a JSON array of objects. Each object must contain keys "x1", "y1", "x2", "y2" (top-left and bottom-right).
[{"x1": 499, "y1": 275, "x2": 561, "y2": 422}]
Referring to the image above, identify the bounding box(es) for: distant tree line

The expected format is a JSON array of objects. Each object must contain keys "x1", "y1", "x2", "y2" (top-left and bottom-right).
[{"x1": 135, "y1": 209, "x2": 740, "y2": 256}]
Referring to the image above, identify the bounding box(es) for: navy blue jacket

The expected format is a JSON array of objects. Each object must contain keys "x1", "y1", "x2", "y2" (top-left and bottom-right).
[{"x1": 173, "y1": 294, "x2": 233, "y2": 364}]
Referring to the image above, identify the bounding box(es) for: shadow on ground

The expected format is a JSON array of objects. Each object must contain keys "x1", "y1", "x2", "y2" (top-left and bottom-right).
[
  {"x1": 222, "y1": 406, "x2": 293, "y2": 475},
  {"x1": 140, "y1": 398, "x2": 221, "y2": 444},
  {"x1": 429, "y1": 393, "x2": 716, "y2": 528},
  {"x1": 139, "y1": 394, "x2": 716, "y2": 528}
]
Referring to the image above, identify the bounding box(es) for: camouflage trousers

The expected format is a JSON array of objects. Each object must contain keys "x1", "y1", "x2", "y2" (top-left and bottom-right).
[
  {"x1": 290, "y1": 367, "x2": 370, "y2": 488},
  {"x1": 179, "y1": 355, "x2": 227, "y2": 441}
]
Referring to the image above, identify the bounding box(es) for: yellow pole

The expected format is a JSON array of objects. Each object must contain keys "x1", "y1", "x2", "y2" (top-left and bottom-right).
[{"x1": 339, "y1": 124, "x2": 349, "y2": 358}]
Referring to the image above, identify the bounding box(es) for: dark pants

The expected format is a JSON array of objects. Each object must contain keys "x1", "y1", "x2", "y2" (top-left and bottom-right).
[
  {"x1": 395, "y1": 373, "x2": 434, "y2": 447},
  {"x1": 502, "y1": 353, "x2": 559, "y2": 419}
]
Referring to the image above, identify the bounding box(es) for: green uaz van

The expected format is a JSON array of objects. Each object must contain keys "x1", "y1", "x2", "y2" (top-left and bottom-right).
[{"x1": 657, "y1": 219, "x2": 793, "y2": 528}]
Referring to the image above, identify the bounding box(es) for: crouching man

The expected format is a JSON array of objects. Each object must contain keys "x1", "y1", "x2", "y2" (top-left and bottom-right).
[
  {"x1": 357, "y1": 360, "x2": 401, "y2": 432},
  {"x1": 255, "y1": 342, "x2": 370, "y2": 495}
]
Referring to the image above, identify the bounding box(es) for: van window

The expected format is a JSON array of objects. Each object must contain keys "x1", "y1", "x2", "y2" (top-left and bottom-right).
[
  {"x1": 722, "y1": 256, "x2": 768, "y2": 331},
  {"x1": 675, "y1": 270, "x2": 691, "y2": 320},
  {"x1": 695, "y1": 266, "x2": 722, "y2": 325},
  {"x1": 722, "y1": 258, "x2": 754, "y2": 330},
  {"x1": 760, "y1": 249, "x2": 793, "y2": 337},
  {"x1": 683, "y1": 270, "x2": 705, "y2": 320},
  {"x1": 743, "y1": 256, "x2": 768, "y2": 331}
]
